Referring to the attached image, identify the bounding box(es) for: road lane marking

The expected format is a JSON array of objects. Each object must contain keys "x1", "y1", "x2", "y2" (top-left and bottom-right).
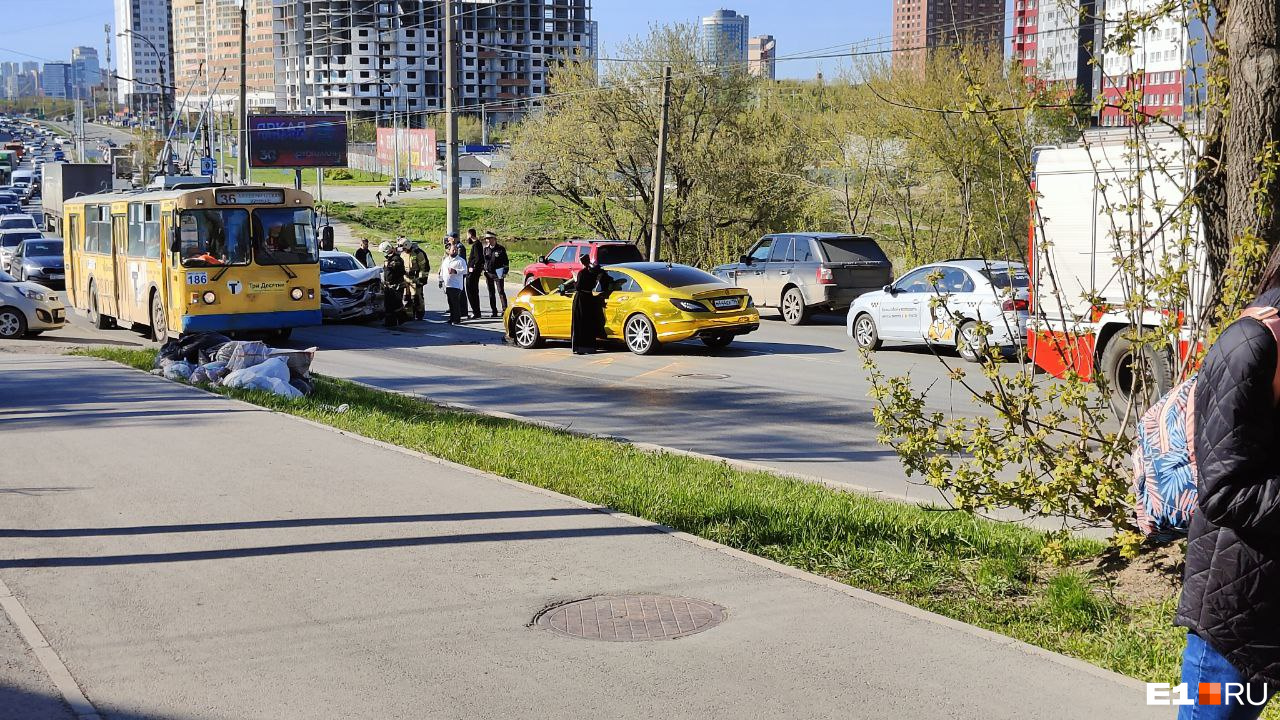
[
  {"x1": 0, "y1": 576, "x2": 102, "y2": 719},
  {"x1": 628, "y1": 361, "x2": 681, "y2": 382}
]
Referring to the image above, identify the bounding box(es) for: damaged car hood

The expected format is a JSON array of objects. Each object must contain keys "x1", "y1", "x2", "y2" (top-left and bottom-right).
[{"x1": 321, "y1": 268, "x2": 381, "y2": 287}]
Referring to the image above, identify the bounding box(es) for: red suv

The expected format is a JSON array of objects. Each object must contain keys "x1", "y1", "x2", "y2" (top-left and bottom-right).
[{"x1": 522, "y1": 239, "x2": 646, "y2": 284}]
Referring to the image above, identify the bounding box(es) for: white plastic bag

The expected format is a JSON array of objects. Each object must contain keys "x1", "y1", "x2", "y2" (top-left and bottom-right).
[
  {"x1": 268, "y1": 347, "x2": 317, "y2": 378},
  {"x1": 163, "y1": 361, "x2": 195, "y2": 381},
  {"x1": 224, "y1": 341, "x2": 272, "y2": 372},
  {"x1": 221, "y1": 356, "x2": 293, "y2": 393}
]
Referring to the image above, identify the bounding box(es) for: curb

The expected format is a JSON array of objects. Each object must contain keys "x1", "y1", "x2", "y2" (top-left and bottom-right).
[
  {"x1": 338, "y1": 376, "x2": 923, "y2": 506},
  {"x1": 60, "y1": 354, "x2": 1148, "y2": 692}
]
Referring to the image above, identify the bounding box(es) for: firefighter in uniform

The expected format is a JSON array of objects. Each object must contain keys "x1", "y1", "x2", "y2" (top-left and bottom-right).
[
  {"x1": 398, "y1": 237, "x2": 431, "y2": 321},
  {"x1": 380, "y1": 241, "x2": 406, "y2": 328}
]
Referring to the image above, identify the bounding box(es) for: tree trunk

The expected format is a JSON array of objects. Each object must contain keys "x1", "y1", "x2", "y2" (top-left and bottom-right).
[{"x1": 1200, "y1": 0, "x2": 1280, "y2": 293}]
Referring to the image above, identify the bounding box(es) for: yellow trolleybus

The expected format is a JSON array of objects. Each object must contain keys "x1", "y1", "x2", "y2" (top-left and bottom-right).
[{"x1": 62, "y1": 185, "x2": 321, "y2": 341}]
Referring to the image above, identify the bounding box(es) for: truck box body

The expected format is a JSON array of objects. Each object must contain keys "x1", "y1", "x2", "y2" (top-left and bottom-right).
[
  {"x1": 42, "y1": 163, "x2": 113, "y2": 233},
  {"x1": 1028, "y1": 129, "x2": 1211, "y2": 398}
]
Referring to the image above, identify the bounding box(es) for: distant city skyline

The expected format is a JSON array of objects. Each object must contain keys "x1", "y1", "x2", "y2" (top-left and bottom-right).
[{"x1": 0, "y1": 1, "x2": 897, "y2": 82}]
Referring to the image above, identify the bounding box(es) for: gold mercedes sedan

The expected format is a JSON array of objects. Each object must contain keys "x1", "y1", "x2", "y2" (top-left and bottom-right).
[{"x1": 504, "y1": 262, "x2": 760, "y2": 354}]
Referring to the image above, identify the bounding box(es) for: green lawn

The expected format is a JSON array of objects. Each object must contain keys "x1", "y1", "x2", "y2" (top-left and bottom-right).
[
  {"x1": 325, "y1": 196, "x2": 596, "y2": 276},
  {"x1": 245, "y1": 168, "x2": 398, "y2": 187},
  {"x1": 74, "y1": 346, "x2": 1193, "y2": 690},
  {"x1": 326, "y1": 196, "x2": 592, "y2": 245}
]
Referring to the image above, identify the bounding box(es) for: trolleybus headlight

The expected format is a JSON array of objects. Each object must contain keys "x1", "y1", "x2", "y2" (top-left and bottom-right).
[
  {"x1": 202, "y1": 291, "x2": 216, "y2": 304},
  {"x1": 290, "y1": 287, "x2": 304, "y2": 301}
]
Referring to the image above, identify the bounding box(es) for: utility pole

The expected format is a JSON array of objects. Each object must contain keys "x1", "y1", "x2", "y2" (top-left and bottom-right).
[
  {"x1": 481, "y1": 105, "x2": 487, "y2": 145},
  {"x1": 444, "y1": 0, "x2": 459, "y2": 236},
  {"x1": 648, "y1": 65, "x2": 672, "y2": 262},
  {"x1": 391, "y1": 88, "x2": 400, "y2": 193},
  {"x1": 237, "y1": 0, "x2": 248, "y2": 184}
]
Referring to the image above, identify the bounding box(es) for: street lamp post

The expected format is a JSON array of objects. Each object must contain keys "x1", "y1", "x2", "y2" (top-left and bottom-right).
[
  {"x1": 380, "y1": 80, "x2": 401, "y2": 193},
  {"x1": 118, "y1": 29, "x2": 171, "y2": 172}
]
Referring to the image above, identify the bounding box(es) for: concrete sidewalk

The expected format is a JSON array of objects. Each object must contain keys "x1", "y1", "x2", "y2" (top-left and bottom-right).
[{"x1": 0, "y1": 355, "x2": 1162, "y2": 719}]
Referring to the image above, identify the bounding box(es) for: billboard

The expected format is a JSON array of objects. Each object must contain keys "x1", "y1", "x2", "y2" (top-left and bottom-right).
[
  {"x1": 248, "y1": 114, "x2": 348, "y2": 168},
  {"x1": 376, "y1": 127, "x2": 437, "y2": 174}
]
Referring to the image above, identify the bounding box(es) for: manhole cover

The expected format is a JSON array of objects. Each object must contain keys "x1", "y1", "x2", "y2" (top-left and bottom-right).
[
  {"x1": 534, "y1": 595, "x2": 725, "y2": 641},
  {"x1": 674, "y1": 373, "x2": 729, "y2": 380}
]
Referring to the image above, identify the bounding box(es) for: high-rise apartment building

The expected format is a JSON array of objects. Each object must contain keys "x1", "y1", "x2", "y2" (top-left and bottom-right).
[
  {"x1": 172, "y1": 0, "x2": 276, "y2": 111},
  {"x1": 272, "y1": 0, "x2": 595, "y2": 123},
  {"x1": 1014, "y1": 0, "x2": 1211, "y2": 126},
  {"x1": 701, "y1": 9, "x2": 750, "y2": 69},
  {"x1": 1012, "y1": 0, "x2": 1099, "y2": 107},
  {"x1": 71, "y1": 46, "x2": 102, "y2": 95},
  {"x1": 41, "y1": 63, "x2": 72, "y2": 99},
  {"x1": 892, "y1": 0, "x2": 1005, "y2": 67},
  {"x1": 114, "y1": 0, "x2": 174, "y2": 112},
  {"x1": 748, "y1": 35, "x2": 776, "y2": 80}
]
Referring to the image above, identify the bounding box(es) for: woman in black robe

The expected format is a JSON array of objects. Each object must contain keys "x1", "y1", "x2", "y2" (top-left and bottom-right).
[{"x1": 570, "y1": 254, "x2": 605, "y2": 354}]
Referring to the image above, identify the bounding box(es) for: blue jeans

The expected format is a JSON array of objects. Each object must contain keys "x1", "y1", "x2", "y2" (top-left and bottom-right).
[{"x1": 1178, "y1": 632, "x2": 1273, "y2": 720}]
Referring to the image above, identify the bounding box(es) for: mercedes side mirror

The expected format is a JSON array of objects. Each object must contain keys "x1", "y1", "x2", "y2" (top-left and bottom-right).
[
  {"x1": 537, "y1": 255, "x2": 548, "y2": 264},
  {"x1": 740, "y1": 255, "x2": 752, "y2": 266},
  {"x1": 883, "y1": 285, "x2": 896, "y2": 295}
]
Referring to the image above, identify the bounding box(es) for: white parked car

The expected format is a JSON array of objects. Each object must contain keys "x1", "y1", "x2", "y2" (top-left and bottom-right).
[
  {"x1": 0, "y1": 267, "x2": 66, "y2": 338},
  {"x1": 0, "y1": 228, "x2": 42, "y2": 272},
  {"x1": 846, "y1": 260, "x2": 1030, "y2": 362}
]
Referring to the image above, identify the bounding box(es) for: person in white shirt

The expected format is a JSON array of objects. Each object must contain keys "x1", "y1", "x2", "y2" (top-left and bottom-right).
[{"x1": 438, "y1": 241, "x2": 469, "y2": 324}]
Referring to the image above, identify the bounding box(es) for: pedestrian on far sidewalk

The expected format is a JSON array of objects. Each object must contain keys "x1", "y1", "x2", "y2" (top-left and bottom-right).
[
  {"x1": 1174, "y1": 244, "x2": 1280, "y2": 718},
  {"x1": 439, "y1": 240, "x2": 468, "y2": 325},
  {"x1": 481, "y1": 231, "x2": 509, "y2": 318},
  {"x1": 465, "y1": 228, "x2": 484, "y2": 320},
  {"x1": 375, "y1": 190, "x2": 384, "y2": 208}
]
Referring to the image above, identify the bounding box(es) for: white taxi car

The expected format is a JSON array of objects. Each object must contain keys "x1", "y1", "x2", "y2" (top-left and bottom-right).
[{"x1": 846, "y1": 259, "x2": 1029, "y2": 362}]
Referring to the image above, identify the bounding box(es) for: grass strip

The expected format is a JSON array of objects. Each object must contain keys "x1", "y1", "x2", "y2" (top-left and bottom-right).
[{"x1": 72, "y1": 346, "x2": 1189, "y2": 687}]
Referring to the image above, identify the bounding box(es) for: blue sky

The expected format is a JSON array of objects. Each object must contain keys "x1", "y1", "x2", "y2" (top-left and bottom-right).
[
  {"x1": 595, "y1": 1, "x2": 894, "y2": 79},
  {"x1": 0, "y1": 1, "x2": 893, "y2": 80}
]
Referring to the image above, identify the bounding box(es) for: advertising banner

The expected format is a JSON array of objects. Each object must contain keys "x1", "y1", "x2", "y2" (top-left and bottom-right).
[
  {"x1": 248, "y1": 114, "x2": 348, "y2": 168},
  {"x1": 376, "y1": 127, "x2": 437, "y2": 174}
]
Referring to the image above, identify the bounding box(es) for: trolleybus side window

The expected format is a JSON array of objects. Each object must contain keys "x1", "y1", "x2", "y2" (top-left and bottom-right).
[
  {"x1": 127, "y1": 203, "x2": 145, "y2": 256},
  {"x1": 178, "y1": 209, "x2": 250, "y2": 267},
  {"x1": 88, "y1": 205, "x2": 110, "y2": 254},
  {"x1": 143, "y1": 203, "x2": 162, "y2": 258},
  {"x1": 252, "y1": 208, "x2": 318, "y2": 266}
]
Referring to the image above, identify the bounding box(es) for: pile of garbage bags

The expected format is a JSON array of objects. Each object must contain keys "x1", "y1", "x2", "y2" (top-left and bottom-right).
[{"x1": 153, "y1": 332, "x2": 318, "y2": 399}]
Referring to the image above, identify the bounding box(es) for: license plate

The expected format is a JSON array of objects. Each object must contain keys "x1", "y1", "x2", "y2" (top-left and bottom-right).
[
  {"x1": 48, "y1": 273, "x2": 63, "y2": 279},
  {"x1": 713, "y1": 298, "x2": 739, "y2": 309}
]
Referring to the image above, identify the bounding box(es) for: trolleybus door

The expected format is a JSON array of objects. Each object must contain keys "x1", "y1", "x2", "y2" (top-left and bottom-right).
[
  {"x1": 111, "y1": 213, "x2": 129, "y2": 323},
  {"x1": 66, "y1": 213, "x2": 81, "y2": 309}
]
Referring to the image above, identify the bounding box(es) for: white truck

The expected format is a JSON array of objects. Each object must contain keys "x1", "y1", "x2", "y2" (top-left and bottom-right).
[{"x1": 1027, "y1": 129, "x2": 1211, "y2": 417}]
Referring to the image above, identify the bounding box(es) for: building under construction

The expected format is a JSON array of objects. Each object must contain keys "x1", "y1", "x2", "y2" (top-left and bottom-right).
[{"x1": 271, "y1": 0, "x2": 596, "y2": 124}]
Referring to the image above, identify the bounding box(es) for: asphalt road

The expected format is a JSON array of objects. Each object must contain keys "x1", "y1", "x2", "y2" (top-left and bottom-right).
[
  {"x1": 43, "y1": 121, "x2": 135, "y2": 164},
  {"x1": 8, "y1": 147, "x2": 1052, "y2": 527},
  {"x1": 0, "y1": 354, "x2": 1158, "y2": 719},
  {"x1": 24, "y1": 295, "x2": 1015, "y2": 510}
]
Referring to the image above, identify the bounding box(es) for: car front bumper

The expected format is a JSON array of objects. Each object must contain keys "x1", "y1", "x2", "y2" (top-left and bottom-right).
[
  {"x1": 26, "y1": 299, "x2": 67, "y2": 331},
  {"x1": 321, "y1": 290, "x2": 383, "y2": 321}
]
